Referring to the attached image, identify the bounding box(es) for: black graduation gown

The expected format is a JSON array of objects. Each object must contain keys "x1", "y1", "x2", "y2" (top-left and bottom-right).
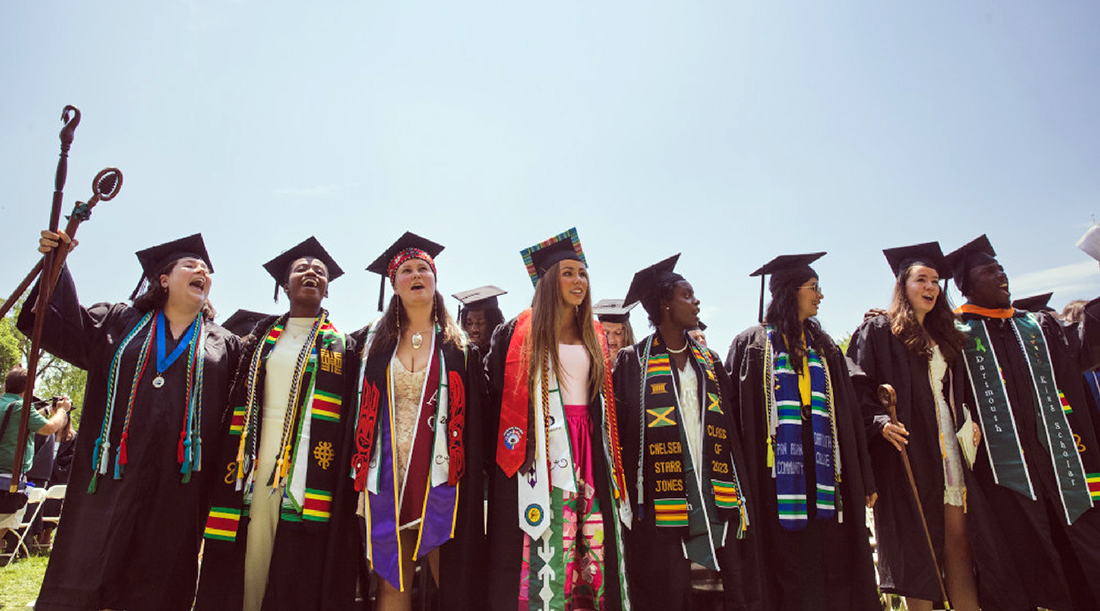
[
  {"x1": 724, "y1": 325, "x2": 879, "y2": 611},
  {"x1": 17, "y1": 267, "x2": 239, "y2": 611},
  {"x1": 847, "y1": 316, "x2": 1032, "y2": 609},
  {"x1": 484, "y1": 318, "x2": 624, "y2": 611},
  {"x1": 957, "y1": 304, "x2": 1100, "y2": 611},
  {"x1": 193, "y1": 314, "x2": 361, "y2": 611},
  {"x1": 613, "y1": 337, "x2": 755, "y2": 611},
  {"x1": 349, "y1": 323, "x2": 489, "y2": 611}
]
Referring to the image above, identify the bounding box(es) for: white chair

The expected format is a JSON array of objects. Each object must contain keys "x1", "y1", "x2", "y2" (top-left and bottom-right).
[
  {"x1": 33, "y1": 484, "x2": 67, "y2": 552},
  {"x1": 4, "y1": 486, "x2": 47, "y2": 566}
]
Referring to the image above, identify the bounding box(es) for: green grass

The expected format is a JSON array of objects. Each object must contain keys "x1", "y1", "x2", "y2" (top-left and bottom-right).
[{"x1": 0, "y1": 552, "x2": 48, "y2": 609}]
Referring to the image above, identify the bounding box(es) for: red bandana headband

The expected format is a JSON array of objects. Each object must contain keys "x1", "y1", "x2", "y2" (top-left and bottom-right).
[{"x1": 387, "y1": 248, "x2": 437, "y2": 285}]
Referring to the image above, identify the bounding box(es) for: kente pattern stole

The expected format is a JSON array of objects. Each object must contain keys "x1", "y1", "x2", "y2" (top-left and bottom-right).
[
  {"x1": 957, "y1": 313, "x2": 1099, "y2": 523},
  {"x1": 350, "y1": 324, "x2": 467, "y2": 591},
  {"x1": 204, "y1": 311, "x2": 347, "y2": 542},
  {"x1": 764, "y1": 328, "x2": 840, "y2": 530},
  {"x1": 636, "y1": 333, "x2": 747, "y2": 568}
]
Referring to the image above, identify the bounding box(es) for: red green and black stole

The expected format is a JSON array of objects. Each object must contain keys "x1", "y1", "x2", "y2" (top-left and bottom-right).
[
  {"x1": 203, "y1": 311, "x2": 347, "y2": 543},
  {"x1": 350, "y1": 325, "x2": 467, "y2": 591},
  {"x1": 957, "y1": 312, "x2": 1100, "y2": 523},
  {"x1": 637, "y1": 333, "x2": 747, "y2": 569}
]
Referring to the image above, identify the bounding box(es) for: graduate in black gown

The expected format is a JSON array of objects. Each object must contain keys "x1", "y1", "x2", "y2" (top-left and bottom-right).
[
  {"x1": 453, "y1": 284, "x2": 507, "y2": 359},
  {"x1": 19, "y1": 232, "x2": 240, "y2": 611},
  {"x1": 350, "y1": 232, "x2": 487, "y2": 611},
  {"x1": 194, "y1": 237, "x2": 359, "y2": 611},
  {"x1": 846, "y1": 243, "x2": 982, "y2": 611},
  {"x1": 724, "y1": 253, "x2": 879, "y2": 611},
  {"x1": 613, "y1": 255, "x2": 753, "y2": 611},
  {"x1": 484, "y1": 228, "x2": 630, "y2": 611},
  {"x1": 946, "y1": 235, "x2": 1100, "y2": 611}
]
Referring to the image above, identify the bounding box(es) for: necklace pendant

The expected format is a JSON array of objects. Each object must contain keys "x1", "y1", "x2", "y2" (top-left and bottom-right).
[
  {"x1": 411, "y1": 332, "x2": 423, "y2": 349},
  {"x1": 152, "y1": 374, "x2": 166, "y2": 389}
]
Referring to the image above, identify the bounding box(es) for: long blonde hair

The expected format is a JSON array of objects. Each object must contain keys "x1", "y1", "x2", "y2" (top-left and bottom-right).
[{"x1": 526, "y1": 261, "x2": 605, "y2": 402}]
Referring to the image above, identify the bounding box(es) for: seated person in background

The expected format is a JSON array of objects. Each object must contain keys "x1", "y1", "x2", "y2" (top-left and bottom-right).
[{"x1": 0, "y1": 367, "x2": 72, "y2": 548}]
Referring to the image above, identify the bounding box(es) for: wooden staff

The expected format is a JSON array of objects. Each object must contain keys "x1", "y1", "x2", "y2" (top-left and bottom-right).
[
  {"x1": 8, "y1": 168, "x2": 122, "y2": 491},
  {"x1": 0, "y1": 106, "x2": 80, "y2": 320},
  {"x1": 877, "y1": 383, "x2": 951, "y2": 610}
]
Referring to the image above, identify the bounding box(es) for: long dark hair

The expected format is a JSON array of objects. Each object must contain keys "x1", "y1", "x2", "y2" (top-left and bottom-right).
[
  {"x1": 527, "y1": 261, "x2": 605, "y2": 402},
  {"x1": 368, "y1": 290, "x2": 464, "y2": 360},
  {"x1": 132, "y1": 258, "x2": 216, "y2": 320},
  {"x1": 887, "y1": 263, "x2": 965, "y2": 363},
  {"x1": 764, "y1": 273, "x2": 831, "y2": 371}
]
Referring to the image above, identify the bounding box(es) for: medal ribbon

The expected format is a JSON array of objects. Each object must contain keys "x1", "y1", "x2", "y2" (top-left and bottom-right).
[{"x1": 156, "y1": 310, "x2": 199, "y2": 375}]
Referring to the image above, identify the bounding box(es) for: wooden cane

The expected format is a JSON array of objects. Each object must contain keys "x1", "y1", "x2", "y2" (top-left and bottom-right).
[
  {"x1": 8, "y1": 168, "x2": 122, "y2": 491},
  {"x1": 876, "y1": 383, "x2": 951, "y2": 610}
]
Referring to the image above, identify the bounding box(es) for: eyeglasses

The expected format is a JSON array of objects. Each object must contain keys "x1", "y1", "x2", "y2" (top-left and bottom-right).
[{"x1": 798, "y1": 283, "x2": 823, "y2": 295}]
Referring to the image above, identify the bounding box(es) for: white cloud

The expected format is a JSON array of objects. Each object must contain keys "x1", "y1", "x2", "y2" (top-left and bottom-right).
[{"x1": 1011, "y1": 261, "x2": 1100, "y2": 297}]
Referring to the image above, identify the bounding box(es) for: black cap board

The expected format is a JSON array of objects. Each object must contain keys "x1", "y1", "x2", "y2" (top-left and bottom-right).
[
  {"x1": 944, "y1": 235, "x2": 997, "y2": 295},
  {"x1": 131, "y1": 233, "x2": 213, "y2": 300},
  {"x1": 623, "y1": 254, "x2": 683, "y2": 319},
  {"x1": 749, "y1": 252, "x2": 826, "y2": 323},
  {"x1": 366, "y1": 232, "x2": 445, "y2": 311},
  {"x1": 882, "y1": 241, "x2": 950, "y2": 279},
  {"x1": 220, "y1": 309, "x2": 271, "y2": 337},
  {"x1": 520, "y1": 228, "x2": 586, "y2": 288},
  {"x1": 593, "y1": 299, "x2": 638, "y2": 324},
  {"x1": 1012, "y1": 292, "x2": 1054, "y2": 313},
  {"x1": 262, "y1": 236, "x2": 345, "y2": 302},
  {"x1": 452, "y1": 285, "x2": 507, "y2": 312}
]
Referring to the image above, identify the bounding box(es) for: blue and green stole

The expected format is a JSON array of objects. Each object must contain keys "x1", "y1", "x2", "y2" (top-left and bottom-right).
[
  {"x1": 637, "y1": 333, "x2": 747, "y2": 569},
  {"x1": 203, "y1": 311, "x2": 347, "y2": 542},
  {"x1": 764, "y1": 328, "x2": 840, "y2": 530},
  {"x1": 957, "y1": 312, "x2": 1100, "y2": 524}
]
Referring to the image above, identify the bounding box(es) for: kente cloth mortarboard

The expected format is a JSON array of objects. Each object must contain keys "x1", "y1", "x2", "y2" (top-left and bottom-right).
[
  {"x1": 1012, "y1": 292, "x2": 1055, "y2": 313},
  {"x1": 749, "y1": 252, "x2": 826, "y2": 323},
  {"x1": 623, "y1": 253, "x2": 683, "y2": 318},
  {"x1": 882, "y1": 241, "x2": 950, "y2": 279},
  {"x1": 1077, "y1": 224, "x2": 1100, "y2": 262},
  {"x1": 262, "y1": 236, "x2": 345, "y2": 302},
  {"x1": 520, "y1": 227, "x2": 585, "y2": 288},
  {"x1": 131, "y1": 233, "x2": 213, "y2": 300},
  {"x1": 366, "y1": 231, "x2": 445, "y2": 311},
  {"x1": 452, "y1": 285, "x2": 507, "y2": 311},
  {"x1": 592, "y1": 298, "x2": 638, "y2": 324},
  {"x1": 220, "y1": 309, "x2": 271, "y2": 337},
  {"x1": 944, "y1": 235, "x2": 997, "y2": 295}
]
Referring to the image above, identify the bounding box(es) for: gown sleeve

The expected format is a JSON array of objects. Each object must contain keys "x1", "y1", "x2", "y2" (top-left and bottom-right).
[{"x1": 16, "y1": 265, "x2": 122, "y2": 370}]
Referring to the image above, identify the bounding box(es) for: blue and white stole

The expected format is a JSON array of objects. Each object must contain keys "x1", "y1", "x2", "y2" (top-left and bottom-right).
[{"x1": 764, "y1": 328, "x2": 840, "y2": 530}]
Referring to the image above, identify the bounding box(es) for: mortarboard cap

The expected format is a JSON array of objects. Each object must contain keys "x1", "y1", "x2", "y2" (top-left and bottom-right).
[
  {"x1": 593, "y1": 299, "x2": 638, "y2": 324},
  {"x1": 623, "y1": 254, "x2": 684, "y2": 319},
  {"x1": 520, "y1": 228, "x2": 586, "y2": 288},
  {"x1": 749, "y1": 252, "x2": 826, "y2": 323},
  {"x1": 1012, "y1": 292, "x2": 1054, "y2": 313},
  {"x1": 882, "y1": 241, "x2": 950, "y2": 279},
  {"x1": 1077, "y1": 224, "x2": 1100, "y2": 262},
  {"x1": 693, "y1": 320, "x2": 707, "y2": 332},
  {"x1": 366, "y1": 232, "x2": 445, "y2": 311},
  {"x1": 220, "y1": 309, "x2": 271, "y2": 337},
  {"x1": 262, "y1": 236, "x2": 345, "y2": 302},
  {"x1": 452, "y1": 285, "x2": 507, "y2": 311},
  {"x1": 131, "y1": 233, "x2": 213, "y2": 300},
  {"x1": 944, "y1": 235, "x2": 997, "y2": 295}
]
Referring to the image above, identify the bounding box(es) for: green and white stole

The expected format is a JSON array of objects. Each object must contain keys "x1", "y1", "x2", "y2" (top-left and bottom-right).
[
  {"x1": 957, "y1": 313, "x2": 1094, "y2": 524},
  {"x1": 636, "y1": 333, "x2": 747, "y2": 569}
]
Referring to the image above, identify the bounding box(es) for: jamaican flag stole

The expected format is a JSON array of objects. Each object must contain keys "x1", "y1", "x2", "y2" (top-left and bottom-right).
[
  {"x1": 202, "y1": 312, "x2": 346, "y2": 543},
  {"x1": 958, "y1": 313, "x2": 1098, "y2": 524},
  {"x1": 640, "y1": 333, "x2": 746, "y2": 567}
]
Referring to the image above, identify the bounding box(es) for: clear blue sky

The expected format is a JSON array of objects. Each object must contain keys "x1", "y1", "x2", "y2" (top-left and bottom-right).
[{"x1": 3, "y1": 1, "x2": 1098, "y2": 352}]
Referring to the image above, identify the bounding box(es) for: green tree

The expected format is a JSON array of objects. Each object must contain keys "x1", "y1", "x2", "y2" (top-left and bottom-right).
[{"x1": 0, "y1": 315, "x2": 21, "y2": 376}]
